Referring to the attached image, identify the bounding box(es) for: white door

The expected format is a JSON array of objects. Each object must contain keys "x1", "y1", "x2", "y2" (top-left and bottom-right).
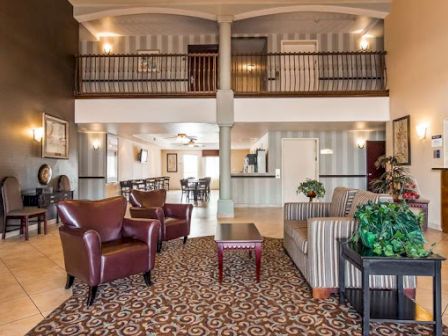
[
  {"x1": 282, "y1": 138, "x2": 319, "y2": 204},
  {"x1": 281, "y1": 40, "x2": 318, "y2": 92}
]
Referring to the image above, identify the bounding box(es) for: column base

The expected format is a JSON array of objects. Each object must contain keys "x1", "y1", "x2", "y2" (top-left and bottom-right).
[{"x1": 217, "y1": 199, "x2": 234, "y2": 218}]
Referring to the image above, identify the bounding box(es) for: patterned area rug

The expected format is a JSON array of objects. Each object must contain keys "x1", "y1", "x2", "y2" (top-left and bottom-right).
[{"x1": 28, "y1": 237, "x2": 446, "y2": 335}]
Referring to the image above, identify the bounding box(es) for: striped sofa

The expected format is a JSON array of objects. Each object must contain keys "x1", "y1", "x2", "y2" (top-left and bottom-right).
[{"x1": 284, "y1": 187, "x2": 416, "y2": 299}]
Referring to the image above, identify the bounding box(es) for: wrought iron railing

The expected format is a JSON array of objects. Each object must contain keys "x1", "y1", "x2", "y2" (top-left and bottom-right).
[
  {"x1": 232, "y1": 51, "x2": 387, "y2": 95},
  {"x1": 75, "y1": 51, "x2": 387, "y2": 97},
  {"x1": 75, "y1": 53, "x2": 218, "y2": 97}
]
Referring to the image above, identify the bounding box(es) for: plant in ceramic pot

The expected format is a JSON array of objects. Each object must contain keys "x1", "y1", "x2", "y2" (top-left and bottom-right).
[
  {"x1": 370, "y1": 155, "x2": 419, "y2": 201},
  {"x1": 297, "y1": 179, "x2": 325, "y2": 202},
  {"x1": 350, "y1": 201, "x2": 432, "y2": 258}
]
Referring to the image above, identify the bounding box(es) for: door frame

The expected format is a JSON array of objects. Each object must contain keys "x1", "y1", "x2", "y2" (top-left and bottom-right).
[{"x1": 281, "y1": 138, "x2": 320, "y2": 205}]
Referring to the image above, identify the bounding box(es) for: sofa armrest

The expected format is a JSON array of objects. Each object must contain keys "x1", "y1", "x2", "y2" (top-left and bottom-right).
[
  {"x1": 59, "y1": 226, "x2": 102, "y2": 286},
  {"x1": 163, "y1": 203, "x2": 193, "y2": 220},
  {"x1": 306, "y1": 217, "x2": 357, "y2": 289},
  {"x1": 122, "y1": 218, "x2": 160, "y2": 269},
  {"x1": 284, "y1": 202, "x2": 330, "y2": 221}
]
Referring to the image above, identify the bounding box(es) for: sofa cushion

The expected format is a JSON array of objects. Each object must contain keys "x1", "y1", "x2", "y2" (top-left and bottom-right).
[
  {"x1": 347, "y1": 190, "x2": 393, "y2": 217},
  {"x1": 329, "y1": 187, "x2": 357, "y2": 217},
  {"x1": 284, "y1": 220, "x2": 308, "y2": 255}
]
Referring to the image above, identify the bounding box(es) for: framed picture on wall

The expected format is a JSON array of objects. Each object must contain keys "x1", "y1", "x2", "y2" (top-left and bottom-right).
[
  {"x1": 42, "y1": 114, "x2": 69, "y2": 159},
  {"x1": 393, "y1": 115, "x2": 411, "y2": 165},
  {"x1": 137, "y1": 49, "x2": 160, "y2": 73},
  {"x1": 167, "y1": 153, "x2": 178, "y2": 173}
]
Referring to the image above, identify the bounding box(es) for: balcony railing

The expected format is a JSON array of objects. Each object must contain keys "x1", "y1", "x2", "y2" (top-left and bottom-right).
[
  {"x1": 75, "y1": 53, "x2": 218, "y2": 97},
  {"x1": 75, "y1": 51, "x2": 387, "y2": 97}
]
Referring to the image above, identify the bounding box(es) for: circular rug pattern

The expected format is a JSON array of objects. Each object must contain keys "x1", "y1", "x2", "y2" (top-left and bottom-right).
[{"x1": 28, "y1": 237, "x2": 446, "y2": 335}]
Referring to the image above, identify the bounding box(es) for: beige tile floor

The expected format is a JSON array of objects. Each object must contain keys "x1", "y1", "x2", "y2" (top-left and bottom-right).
[{"x1": 0, "y1": 190, "x2": 446, "y2": 335}]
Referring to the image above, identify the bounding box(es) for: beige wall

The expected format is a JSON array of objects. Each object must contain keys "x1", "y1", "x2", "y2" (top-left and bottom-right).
[
  {"x1": 107, "y1": 137, "x2": 162, "y2": 197},
  {"x1": 231, "y1": 149, "x2": 250, "y2": 173},
  {"x1": 385, "y1": 0, "x2": 448, "y2": 229},
  {"x1": 161, "y1": 150, "x2": 204, "y2": 190}
]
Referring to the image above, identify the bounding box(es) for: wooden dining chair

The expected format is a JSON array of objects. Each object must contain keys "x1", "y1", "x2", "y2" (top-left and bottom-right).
[{"x1": 1, "y1": 177, "x2": 47, "y2": 240}]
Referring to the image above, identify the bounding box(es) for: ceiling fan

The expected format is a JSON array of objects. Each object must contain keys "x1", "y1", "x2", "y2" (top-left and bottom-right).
[
  {"x1": 164, "y1": 133, "x2": 197, "y2": 144},
  {"x1": 165, "y1": 133, "x2": 204, "y2": 147}
]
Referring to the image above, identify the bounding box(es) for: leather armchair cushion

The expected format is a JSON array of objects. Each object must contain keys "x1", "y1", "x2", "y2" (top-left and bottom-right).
[
  {"x1": 58, "y1": 196, "x2": 127, "y2": 243},
  {"x1": 130, "y1": 189, "x2": 166, "y2": 208},
  {"x1": 101, "y1": 238, "x2": 149, "y2": 283},
  {"x1": 165, "y1": 217, "x2": 188, "y2": 241}
]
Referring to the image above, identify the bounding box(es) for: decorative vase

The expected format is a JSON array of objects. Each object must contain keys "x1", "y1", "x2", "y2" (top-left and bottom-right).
[{"x1": 307, "y1": 191, "x2": 316, "y2": 202}]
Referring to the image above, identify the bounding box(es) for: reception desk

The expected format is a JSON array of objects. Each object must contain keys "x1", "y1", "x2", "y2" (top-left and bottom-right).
[{"x1": 231, "y1": 173, "x2": 280, "y2": 207}]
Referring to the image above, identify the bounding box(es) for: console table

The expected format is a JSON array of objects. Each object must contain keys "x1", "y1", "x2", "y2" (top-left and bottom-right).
[
  {"x1": 23, "y1": 190, "x2": 73, "y2": 222},
  {"x1": 339, "y1": 239, "x2": 444, "y2": 336}
]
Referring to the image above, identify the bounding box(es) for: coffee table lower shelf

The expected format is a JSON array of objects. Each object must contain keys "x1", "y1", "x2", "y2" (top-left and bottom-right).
[{"x1": 344, "y1": 288, "x2": 434, "y2": 324}]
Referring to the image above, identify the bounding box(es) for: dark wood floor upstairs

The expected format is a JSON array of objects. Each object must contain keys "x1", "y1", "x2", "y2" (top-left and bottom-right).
[{"x1": 75, "y1": 51, "x2": 388, "y2": 98}]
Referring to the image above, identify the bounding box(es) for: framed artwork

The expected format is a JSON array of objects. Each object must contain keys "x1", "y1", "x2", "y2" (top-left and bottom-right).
[
  {"x1": 42, "y1": 114, "x2": 69, "y2": 159},
  {"x1": 393, "y1": 115, "x2": 411, "y2": 165},
  {"x1": 137, "y1": 49, "x2": 160, "y2": 73},
  {"x1": 167, "y1": 153, "x2": 178, "y2": 173}
]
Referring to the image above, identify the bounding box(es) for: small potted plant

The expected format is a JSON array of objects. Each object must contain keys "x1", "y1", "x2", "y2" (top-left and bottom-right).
[
  {"x1": 350, "y1": 201, "x2": 432, "y2": 258},
  {"x1": 370, "y1": 155, "x2": 419, "y2": 201},
  {"x1": 297, "y1": 179, "x2": 325, "y2": 202}
]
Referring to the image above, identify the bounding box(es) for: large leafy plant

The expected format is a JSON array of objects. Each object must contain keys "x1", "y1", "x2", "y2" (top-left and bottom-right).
[
  {"x1": 370, "y1": 155, "x2": 419, "y2": 201},
  {"x1": 297, "y1": 179, "x2": 325, "y2": 202},
  {"x1": 350, "y1": 201, "x2": 432, "y2": 258}
]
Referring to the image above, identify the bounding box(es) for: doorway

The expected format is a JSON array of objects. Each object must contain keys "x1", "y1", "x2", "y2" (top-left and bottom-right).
[
  {"x1": 281, "y1": 138, "x2": 319, "y2": 204},
  {"x1": 280, "y1": 40, "x2": 318, "y2": 92},
  {"x1": 188, "y1": 44, "x2": 218, "y2": 92},
  {"x1": 366, "y1": 141, "x2": 386, "y2": 191}
]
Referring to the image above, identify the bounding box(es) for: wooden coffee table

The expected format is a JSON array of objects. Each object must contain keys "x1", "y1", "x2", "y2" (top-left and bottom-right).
[{"x1": 214, "y1": 223, "x2": 263, "y2": 283}]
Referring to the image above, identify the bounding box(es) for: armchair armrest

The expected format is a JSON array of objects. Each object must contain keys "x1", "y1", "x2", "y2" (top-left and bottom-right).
[
  {"x1": 122, "y1": 218, "x2": 160, "y2": 269},
  {"x1": 163, "y1": 203, "x2": 193, "y2": 220},
  {"x1": 306, "y1": 217, "x2": 357, "y2": 289},
  {"x1": 284, "y1": 202, "x2": 330, "y2": 221},
  {"x1": 130, "y1": 207, "x2": 165, "y2": 222},
  {"x1": 59, "y1": 226, "x2": 102, "y2": 286}
]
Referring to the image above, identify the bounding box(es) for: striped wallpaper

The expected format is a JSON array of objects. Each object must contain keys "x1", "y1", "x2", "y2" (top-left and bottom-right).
[
  {"x1": 80, "y1": 32, "x2": 384, "y2": 54},
  {"x1": 232, "y1": 129, "x2": 385, "y2": 206}
]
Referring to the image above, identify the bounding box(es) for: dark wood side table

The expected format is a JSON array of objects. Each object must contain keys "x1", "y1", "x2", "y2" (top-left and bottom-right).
[
  {"x1": 23, "y1": 190, "x2": 74, "y2": 222},
  {"x1": 339, "y1": 239, "x2": 445, "y2": 336},
  {"x1": 215, "y1": 223, "x2": 263, "y2": 283}
]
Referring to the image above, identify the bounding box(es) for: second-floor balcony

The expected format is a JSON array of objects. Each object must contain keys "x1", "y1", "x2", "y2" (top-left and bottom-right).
[{"x1": 75, "y1": 51, "x2": 387, "y2": 98}]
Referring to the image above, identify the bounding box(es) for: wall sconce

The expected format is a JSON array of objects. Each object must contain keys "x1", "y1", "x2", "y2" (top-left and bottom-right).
[
  {"x1": 356, "y1": 138, "x2": 366, "y2": 149},
  {"x1": 416, "y1": 124, "x2": 428, "y2": 140},
  {"x1": 103, "y1": 42, "x2": 113, "y2": 54},
  {"x1": 360, "y1": 38, "x2": 369, "y2": 51},
  {"x1": 92, "y1": 140, "x2": 101, "y2": 150},
  {"x1": 32, "y1": 127, "x2": 44, "y2": 142},
  {"x1": 243, "y1": 64, "x2": 256, "y2": 72}
]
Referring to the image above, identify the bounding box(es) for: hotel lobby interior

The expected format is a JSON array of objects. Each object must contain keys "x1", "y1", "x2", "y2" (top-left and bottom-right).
[{"x1": 1, "y1": 0, "x2": 448, "y2": 335}]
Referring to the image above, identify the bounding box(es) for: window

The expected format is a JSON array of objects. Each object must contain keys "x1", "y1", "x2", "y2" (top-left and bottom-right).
[
  {"x1": 183, "y1": 154, "x2": 199, "y2": 179},
  {"x1": 205, "y1": 156, "x2": 219, "y2": 180}
]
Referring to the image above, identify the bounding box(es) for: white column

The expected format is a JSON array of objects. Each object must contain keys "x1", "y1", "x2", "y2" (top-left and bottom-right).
[{"x1": 217, "y1": 17, "x2": 234, "y2": 218}]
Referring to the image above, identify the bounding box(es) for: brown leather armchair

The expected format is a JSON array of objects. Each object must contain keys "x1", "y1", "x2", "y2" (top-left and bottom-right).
[
  {"x1": 57, "y1": 196, "x2": 160, "y2": 306},
  {"x1": 129, "y1": 189, "x2": 193, "y2": 252}
]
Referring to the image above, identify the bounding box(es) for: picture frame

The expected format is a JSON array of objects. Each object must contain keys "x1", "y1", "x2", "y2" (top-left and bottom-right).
[
  {"x1": 42, "y1": 114, "x2": 69, "y2": 159},
  {"x1": 167, "y1": 153, "x2": 178, "y2": 173},
  {"x1": 137, "y1": 49, "x2": 160, "y2": 73},
  {"x1": 393, "y1": 115, "x2": 411, "y2": 165}
]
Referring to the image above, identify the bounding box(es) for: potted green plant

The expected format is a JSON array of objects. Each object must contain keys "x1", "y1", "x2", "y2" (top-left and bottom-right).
[
  {"x1": 297, "y1": 179, "x2": 325, "y2": 202},
  {"x1": 370, "y1": 155, "x2": 419, "y2": 201},
  {"x1": 350, "y1": 201, "x2": 432, "y2": 258}
]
